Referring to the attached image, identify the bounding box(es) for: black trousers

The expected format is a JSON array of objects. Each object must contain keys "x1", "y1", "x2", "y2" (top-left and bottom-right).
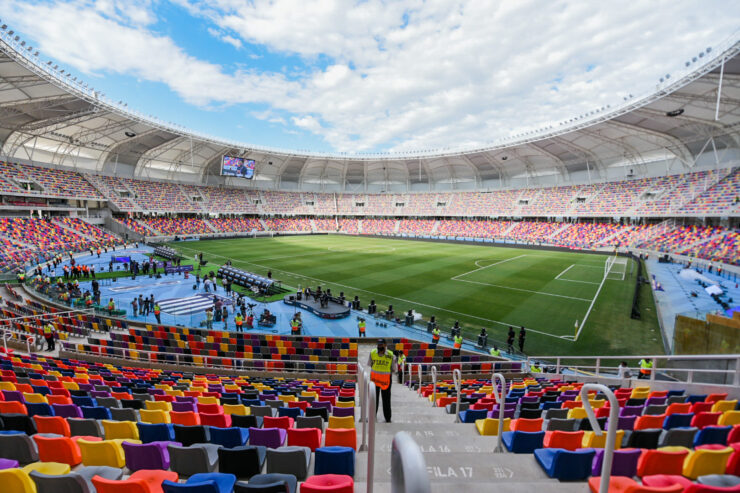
[{"x1": 375, "y1": 381, "x2": 392, "y2": 422}]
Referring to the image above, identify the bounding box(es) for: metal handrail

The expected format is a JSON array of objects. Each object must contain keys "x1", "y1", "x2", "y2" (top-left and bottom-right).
[
  {"x1": 580, "y1": 384, "x2": 619, "y2": 493},
  {"x1": 490, "y1": 372, "x2": 507, "y2": 453},
  {"x1": 391, "y1": 432, "x2": 432, "y2": 493},
  {"x1": 360, "y1": 369, "x2": 369, "y2": 452},
  {"x1": 366, "y1": 378, "x2": 377, "y2": 493},
  {"x1": 2, "y1": 328, "x2": 41, "y2": 353},
  {"x1": 430, "y1": 366, "x2": 437, "y2": 407},
  {"x1": 416, "y1": 364, "x2": 422, "y2": 395},
  {"x1": 358, "y1": 362, "x2": 368, "y2": 451},
  {"x1": 453, "y1": 368, "x2": 461, "y2": 423},
  {"x1": 532, "y1": 354, "x2": 740, "y2": 386}
]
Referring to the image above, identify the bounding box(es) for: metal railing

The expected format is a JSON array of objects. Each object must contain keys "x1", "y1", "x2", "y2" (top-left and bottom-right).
[
  {"x1": 366, "y1": 376, "x2": 377, "y2": 493},
  {"x1": 453, "y1": 368, "x2": 462, "y2": 423},
  {"x1": 406, "y1": 360, "x2": 525, "y2": 387},
  {"x1": 580, "y1": 384, "x2": 619, "y2": 493},
  {"x1": 391, "y1": 432, "x2": 432, "y2": 493},
  {"x1": 358, "y1": 362, "x2": 368, "y2": 452},
  {"x1": 62, "y1": 341, "x2": 359, "y2": 375},
  {"x1": 530, "y1": 354, "x2": 740, "y2": 387},
  {"x1": 2, "y1": 329, "x2": 39, "y2": 353},
  {"x1": 430, "y1": 366, "x2": 437, "y2": 406},
  {"x1": 490, "y1": 372, "x2": 507, "y2": 453}
]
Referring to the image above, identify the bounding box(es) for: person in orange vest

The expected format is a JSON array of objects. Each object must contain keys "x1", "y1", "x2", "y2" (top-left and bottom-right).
[
  {"x1": 367, "y1": 338, "x2": 396, "y2": 423},
  {"x1": 358, "y1": 317, "x2": 366, "y2": 338},
  {"x1": 291, "y1": 314, "x2": 302, "y2": 335},
  {"x1": 235, "y1": 313, "x2": 244, "y2": 333},
  {"x1": 638, "y1": 358, "x2": 653, "y2": 379},
  {"x1": 153, "y1": 302, "x2": 161, "y2": 324},
  {"x1": 431, "y1": 326, "x2": 440, "y2": 344},
  {"x1": 107, "y1": 298, "x2": 115, "y2": 315},
  {"x1": 453, "y1": 334, "x2": 463, "y2": 356}
]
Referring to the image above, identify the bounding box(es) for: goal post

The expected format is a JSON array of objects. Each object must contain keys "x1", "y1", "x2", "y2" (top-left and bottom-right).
[
  {"x1": 575, "y1": 255, "x2": 628, "y2": 341},
  {"x1": 605, "y1": 255, "x2": 628, "y2": 281}
]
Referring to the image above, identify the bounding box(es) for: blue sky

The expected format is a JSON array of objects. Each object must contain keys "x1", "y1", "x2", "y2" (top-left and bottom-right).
[{"x1": 1, "y1": 1, "x2": 739, "y2": 154}]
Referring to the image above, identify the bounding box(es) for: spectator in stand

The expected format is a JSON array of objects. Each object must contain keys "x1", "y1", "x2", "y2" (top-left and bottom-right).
[{"x1": 507, "y1": 327, "x2": 515, "y2": 353}]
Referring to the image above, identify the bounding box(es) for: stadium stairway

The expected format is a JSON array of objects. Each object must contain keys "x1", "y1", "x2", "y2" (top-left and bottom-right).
[{"x1": 354, "y1": 347, "x2": 588, "y2": 492}]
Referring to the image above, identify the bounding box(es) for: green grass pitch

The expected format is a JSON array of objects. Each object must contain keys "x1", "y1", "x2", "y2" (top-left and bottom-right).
[{"x1": 167, "y1": 235, "x2": 664, "y2": 357}]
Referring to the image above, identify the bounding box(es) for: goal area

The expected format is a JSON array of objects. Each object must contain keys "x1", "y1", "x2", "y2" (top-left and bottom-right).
[{"x1": 605, "y1": 255, "x2": 628, "y2": 281}]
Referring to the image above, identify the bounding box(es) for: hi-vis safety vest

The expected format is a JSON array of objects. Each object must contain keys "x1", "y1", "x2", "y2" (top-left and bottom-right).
[
  {"x1": 639, "y1": 359, "x2": 653, "y2": 375},
  {"x1": 154, "y1": 305, "x2": 161, "y2": 315},
  {"x1": 432, "y1": 328, "x2": 440, "y2": 342},
  {"x1": 358, "y1": 321, "x2": 366, "y2": 333},
  {"x1": 235, "y1": 315, "x2": 243, "y2": 326},
  {"x1": 291, "y1": 320, "x2": 300, "y2": 333},
  {"x1": 454, "y1": 336, "x2": 463, "y2": 349},
  {"x1": 43, "y1": 324, "x2": 53, "y2": 336},
  {"x1": 490, "y1": 348, "x2": 501, "y2": 357},
  {"x1": 370, "y1": 348, "x2": 393, "y2": 390}
]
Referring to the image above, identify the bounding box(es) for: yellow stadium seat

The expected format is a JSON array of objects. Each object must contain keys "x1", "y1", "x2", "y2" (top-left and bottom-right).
[
  {"x1": 682, "y1": 446, "x2": 732, "y2": 479},
  {"x1": 0, "y1": 381, "x2": 16, "y2": 391},
  {"x1": 328, "y1": 416, "x2": 355, "y2": 429},
  {"x1": 78, "y1": 439, "x2": 136, "y2": 468},
  {"x1": 277, "y1": 395, "x2": 297, "y2": 404},
  {"x1": 0, "y1": 468, "x2": 36, "y2": 493},
  {"x1": 223, "y1": 404, "x2": 249, "y2": 416},
  {"x1": 475, "y1": 418, "x2": 511, "y2": 436},
  {"x1": 582, "y1": 430, "x2": 624, "y2": 449},
  {"x1": 567, "y1": 408, "x2": 589, "y2": 420},
  {"x1": 22, "y1": 393, "x2": 47, "y2": 404},
  {"x1": 139, "y1": 409, "x2": 171, "y2": 424},
  {"x1": 711, "y1": 400, "x2": 738, "y2": 413},
  {"x1": 335, "y1": 400, "x2": 355, "y2": 408},
  {"x1": 144, "y1": 401, "x2": 172, "y2": 412},
  {"x1": 719, "y1": 411, "x2": 740, "y2": 426},
  {"x1": 22, "y1": 461, "x2": 71, "y2": 476},
  {"x1": 61, "y1": 382, "x2": 79, "y2": 391},
  {"x1": 197, "y1": 396, "x2": 219, "y2": 405},
  {"x1": 166, "y1": 390, "x2": 184, "y2": 397},
  {"x1": 102, "y1": 420, "x2": 139, "y2": 440}
]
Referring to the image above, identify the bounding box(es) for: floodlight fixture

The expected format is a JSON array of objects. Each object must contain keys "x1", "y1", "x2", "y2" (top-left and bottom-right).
[
  {"x1": 7, "y1": 30, "x2": 13, "y2": 35},
  {"x1": 1, "y1": 25, "x2": 6, "y2": 30},
  {"x1": 706, "y1": 46, "x2": 712, "y2": 53}
]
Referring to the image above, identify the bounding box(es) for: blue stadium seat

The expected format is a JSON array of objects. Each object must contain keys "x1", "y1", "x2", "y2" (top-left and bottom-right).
[
  {"x1": 458, "y1": 409, "x2": 488, "y2": 423},
  {"x1": 314, "y1": 446, "x2": 355, "y2": 477},
  {"x1": 137, "y1": 422, "x2": 175, "y2": 443},
  {"x1": 693, "y1": 426, "x2": 732, "y2": 447},
  {"x1": 502, "y1": 431, "x2": 545, "y2": 453},
  {"x1": 534, "y1": 447, "x2": 595, "y2": 481},
  {"x1": 210, "y1": 427, "x2": 249, "y2": 448}
]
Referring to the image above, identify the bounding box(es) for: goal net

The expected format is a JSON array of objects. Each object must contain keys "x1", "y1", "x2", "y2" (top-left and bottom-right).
[{"x1": 604, "y1": 256, "x2": 628, "y2": 281}]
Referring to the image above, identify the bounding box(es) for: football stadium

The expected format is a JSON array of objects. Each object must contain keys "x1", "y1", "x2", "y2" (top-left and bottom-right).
[{"x1": 0, "y1": 3, "x2": 738, "y2": 493}]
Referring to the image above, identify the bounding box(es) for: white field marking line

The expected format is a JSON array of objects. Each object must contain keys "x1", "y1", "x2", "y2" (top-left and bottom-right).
[
  {"x1": 453, "y1": 278, "x2": 593, "y2": 302},
  {"x1": 554, "y1": 263, "x2": 601, "y2": 285},
  {"x1": 451, "y1": 254, "x2": 528, "y2": 280},
  {"x1": 173, "y1": 243, "x2": 570, "y2": 341},
  {"x1": 555, "y1": 264, "x2": 575, "y2": 280},
  {"x1": 574, "y1": 259, "x2": 613, "y2": 341}
]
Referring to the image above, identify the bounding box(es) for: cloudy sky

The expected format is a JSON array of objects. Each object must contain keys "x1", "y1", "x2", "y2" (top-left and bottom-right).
[{"x1": 1, "y1": 0, "x2": 738, "y2": 154}]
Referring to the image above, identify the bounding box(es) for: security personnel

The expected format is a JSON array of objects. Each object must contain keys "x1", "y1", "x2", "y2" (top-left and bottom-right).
[
  {"x1": 638, "y1": 358, "x2": 653, "y2": 379},
  {"x1": 235, "y1": 313, "x2": 244, "y2": 333},
  {"x1": 107, "y1": 298, "x2": 115, "y2": 315},
  {"x1": 154, "y1": 303, "x2": 161, "y2": 324},
  {"x1": 489, "y1": 346, "x2": 501, "y2": 357},
  {"x1": 291, "y1": 315, "x2": 301, "y2": 335},
  {"x1": 452, "y1": 335, "x2": 463, "y2": 356},
  {"x1": 396, "y1": 350, "x2": 406, "y2": 384},
  {"x1": 431, "y1": 326, "x2": 440, "y2": 344},
  {"x1": 358, "y1": 318, "x2": 366, "y2": 338},
  {"x1": 368, "y1": 338, "x2": 395, "y2": 423},
  {"x1": 530, "y1": 362, "x2": 542, "y2": 373},
  {"x1": 43, "y1": 322, "x2": 55, "y2": 351}
]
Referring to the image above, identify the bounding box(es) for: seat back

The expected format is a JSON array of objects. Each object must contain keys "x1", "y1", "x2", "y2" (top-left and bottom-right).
[
  {"x1": 77, "y1": 439, "x2": 125, "y2": 468},
  {"x1": 682, "y1": 446, "x2": 733, "y2": 480},
  {"x1": 33, "y1": 416, "x2": 70, "y2": 436},
  {"x1": 637, "y1": 447, "x2": 689, "y2": 476},
  {"x1": 0, "y1": 433, "x2": 38, "y2": 464},
  {"x1": 33, "y1": 435, "x2": 81, "y2": 466}
]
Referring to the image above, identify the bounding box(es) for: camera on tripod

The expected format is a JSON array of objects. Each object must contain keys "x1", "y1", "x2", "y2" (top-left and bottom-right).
[{"x1": 247, "y1": 303, "x2": 257, "y2": 309}]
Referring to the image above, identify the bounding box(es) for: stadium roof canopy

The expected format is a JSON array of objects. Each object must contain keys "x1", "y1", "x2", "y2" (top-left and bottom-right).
[{"x1": 0, "y1": 31, "x2": 739, "y2": 192}]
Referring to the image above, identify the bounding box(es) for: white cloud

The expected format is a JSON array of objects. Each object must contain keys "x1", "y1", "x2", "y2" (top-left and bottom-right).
[{"x1": 2, "y1": 0, "x2": 739, "y2": 153}]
